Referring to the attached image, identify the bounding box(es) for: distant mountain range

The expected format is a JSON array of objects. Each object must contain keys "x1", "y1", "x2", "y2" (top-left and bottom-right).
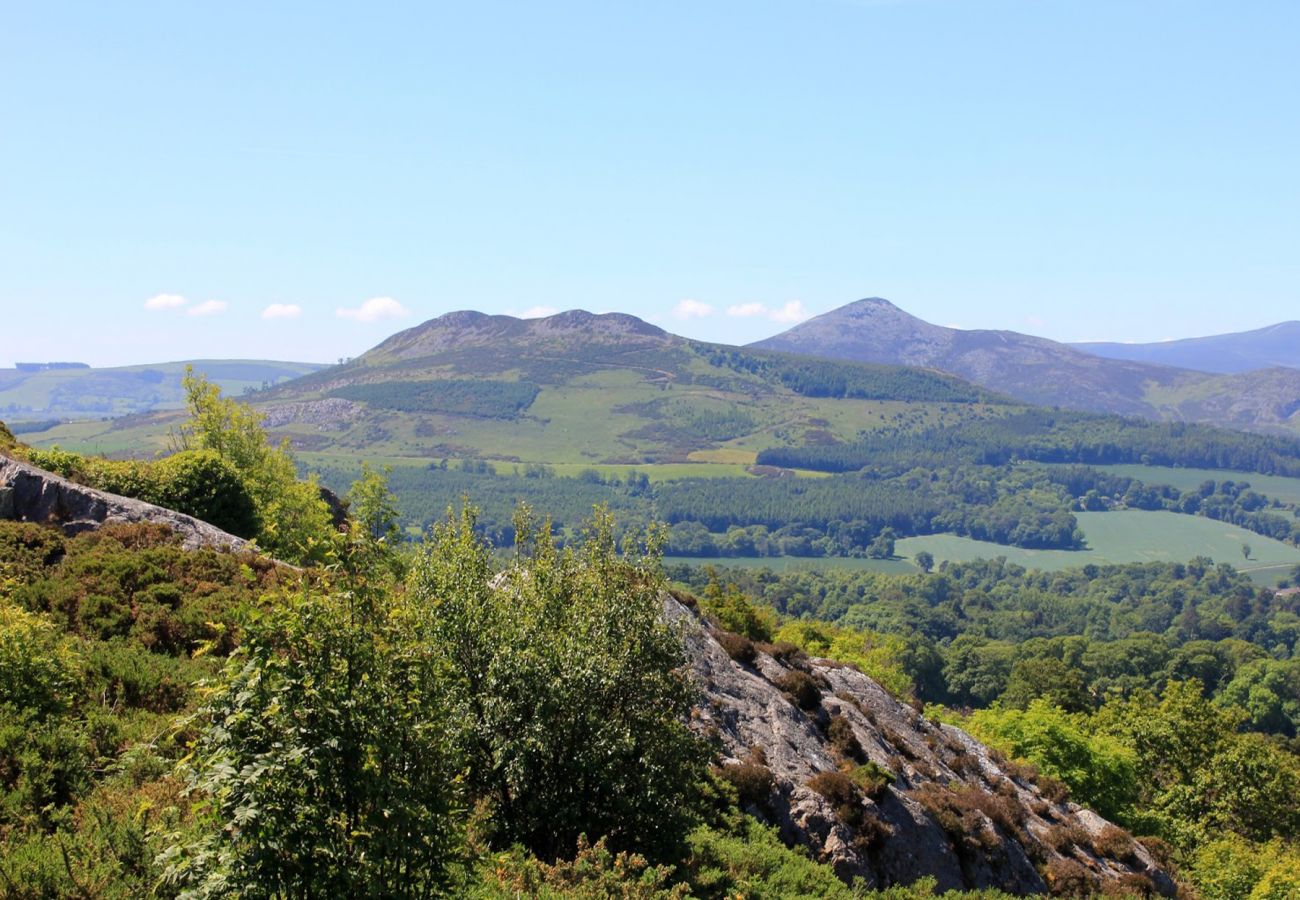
[
  {"x1": 12, "y1": 302, "x2": 1300, "y2": 456},
  {"x1": 0, "y1": 360, "x2": 324, "y2": 424},
  {"x1": 23, "y1": 309, "x2": 1007, "y2": 463},
  {"x1": 753, "y1": 298, "x2": 1300, "y2": 434},
  {"x1": 1072, "y1": 321, "x2": 1300, "y2": 373}
]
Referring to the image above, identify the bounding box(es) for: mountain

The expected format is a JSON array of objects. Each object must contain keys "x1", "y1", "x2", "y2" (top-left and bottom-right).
[
  {"x1": 753, "y1": 298, "x2": 1300, "y2": 434},
  {"x1": 1072, "y1": 321, "x2": 1300, "y2": 373},
  {"x1": 201, "y1": 308, "x2": 1001, "y2": 466},
  {"x1": 0, "y1": 359, "x2": 324, "y2": 425}
]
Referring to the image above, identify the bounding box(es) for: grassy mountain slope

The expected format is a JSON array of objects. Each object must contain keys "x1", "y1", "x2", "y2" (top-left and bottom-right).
[
  {"x1": 0, "y1": 359, "x2": 324, "y2": 424},
  {"x1": 33, "y1": 310, "x2": 1009, "y2": 467},
  {"x1": 1073, "y1": 320, "x2": 1300, "y2": 373},
  {"x1": 753, "y1": 298, "x2": 1300, "y2": 434}
]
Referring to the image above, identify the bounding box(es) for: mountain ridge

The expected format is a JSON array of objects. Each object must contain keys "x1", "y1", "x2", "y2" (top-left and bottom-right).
[
  {"x1": 1072, "y1": 320, "x2": 1300, "y2": 373},
  {"x1": 753, "y1": 298, "x2": 1300, "y2": 434}
]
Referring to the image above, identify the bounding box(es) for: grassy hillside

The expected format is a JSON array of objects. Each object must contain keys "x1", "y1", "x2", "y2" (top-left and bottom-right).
[
  {"x1": 0, "y1": 359, "x2": 323, "y2": 423},
  {"x1": 29, "y1": 311, "x2": 1008, "y2": 469}
]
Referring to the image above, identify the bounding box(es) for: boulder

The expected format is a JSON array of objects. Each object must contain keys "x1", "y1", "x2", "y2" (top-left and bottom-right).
[{"x1": 0, "y1": 454, "x2": 246, "y2": 552}]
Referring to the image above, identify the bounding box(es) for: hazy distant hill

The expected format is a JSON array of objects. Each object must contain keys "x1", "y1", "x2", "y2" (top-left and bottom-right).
[
  {"x1": 753, "y1": 298, "x2": 1300, "y2": 434},
  {"x1": 0, "y1": 359, "x2": 324, "y2": 424},
  {"x1": 1072, "y1": 321, "x2": 1300, "y2": 373}
]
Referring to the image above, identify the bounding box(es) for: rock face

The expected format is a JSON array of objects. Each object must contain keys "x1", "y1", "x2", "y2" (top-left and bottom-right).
[
  {"x1": 665, "y1": 594, "x2": 1177, "y2": 896},
  {"x1": 0, "y1": 455, "x2": 247, "y2": 552}
]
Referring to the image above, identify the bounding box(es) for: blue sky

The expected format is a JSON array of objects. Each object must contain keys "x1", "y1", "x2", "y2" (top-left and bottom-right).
[{"x1": 3, "y1": 0, "x2": 1297, "y2": 367}]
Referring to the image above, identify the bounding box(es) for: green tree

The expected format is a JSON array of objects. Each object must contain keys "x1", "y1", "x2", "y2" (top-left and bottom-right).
[
  {"x1": 177, "y1": 368, "x2": 335, "y2": 563},
  {"x1": 161, "y1": 577, "x2": 462, "y2": 898},
  {"x1": 964, "y1": 700, "x2": 1137, "y2": 821},
  {"x1": 409, "y1": 505, "x2": 707, "y2": 862},
  {"x1": 913, "y1": 550, "x2": 935, "y2": 573},
  {"x1": 347, "y1": 462, "x2": 402, "y2": 545},
  {"x1": 1000, "y1": 657, "x2": 1091, "y2": 713},
  {"x1": 1219, "y1": 659, "x2": 1300, "y2": 737}
]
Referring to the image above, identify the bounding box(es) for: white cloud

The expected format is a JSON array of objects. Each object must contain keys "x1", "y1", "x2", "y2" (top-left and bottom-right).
[
  {"x1": 723, "y1": 300, "x2": 811, "y2": 324},
  {"x1": 517, "y1": 305, "x2": 558, "y2": 319},
  {"x1": 336, "y1": 296, "x2": 410, "y2": 322},
  {"x1": 188, "y1": 300, "x2": 228, "y2": 317},
  {"x1": 144, "y1": 293, "x2": 187, "y2": 311},
  {"x1": 672, "y1": 298, "x2": 714, "y2": 320},
  {"x1": 769, "y1": 300, "x2": 810, "y2": 324},
  {"x1": 261, "y1": 303, "x2": 303, "y2": 320}
]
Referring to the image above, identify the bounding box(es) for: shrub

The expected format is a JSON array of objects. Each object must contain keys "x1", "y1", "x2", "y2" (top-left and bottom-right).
[
  {"x1": 478, "y1": 835, "x2": 686, "y2": 898},
  {"x1": 161, "y1": 579, "x2": 462, "y2": 897},
  {"x1": 1045, "y1": 857, "x2": 1098, "y2": 897},
  {"x1": 848, "y1": 761, "x2": 894, "y2": 800},
  {"x1": 1092, "y1": 824, "x2": 1139, "y2": 863},
  {"x1": 807, "y1": 770, "x2": 865, "y2": 828},
  {"x1": 1043, "y1": 823, "x2": 1090, "y2": 853},
  {"x1": 151, "y1": 449, "x2": 260, "y2": 538},
  {"x1": 717, "y1": 760, "x2": 775, "y2": 810},
  {"x1": 24, "y1": 447, "x2": 259, "y2": 539},
  {"x1": 774, "y1": 670, "x2": 822, "y2": 711},
  {"x1": 1101, "y1": 873, "x2": 1157, "y2": 898},
  {"x1": 683, "y1": 819, "x2": 858, "y2": 899},
  {"x1": 826, "y1": 714, "x2": 865, "y2": 762},
  {"x1": 410, "y1": 506, "x2": 708, "y2": 863},
  {"x1": 0, "y1": 522, "x2": 66, "y2": 581},
  {"x1": 714, "y1": 629, "x2": 757, "y2": 665},
  {"x1": 758, "y1": 641, "x2": 808, "y2": 669}
]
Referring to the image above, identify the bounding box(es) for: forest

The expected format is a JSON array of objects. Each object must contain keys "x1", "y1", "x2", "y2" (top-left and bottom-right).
[{"x1": 756, "y1": 410, "x2": 1300, "y2": 477}]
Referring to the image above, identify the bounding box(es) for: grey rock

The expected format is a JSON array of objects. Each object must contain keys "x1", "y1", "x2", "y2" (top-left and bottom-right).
[
  {"x1": 666, "y1": 594, "x2": 1177, "y2": 895},
  {"x1": 0, "y1": 454, "x2": 247, "y2": 552}
]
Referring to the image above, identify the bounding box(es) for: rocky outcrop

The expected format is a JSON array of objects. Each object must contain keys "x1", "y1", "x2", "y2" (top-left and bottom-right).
[
  {"x1": 0, "y1": 455, "x2": 247, "y2": 552},
  {"x1": 666, "y1": 594, "x2": 1177, "y2": 896}
]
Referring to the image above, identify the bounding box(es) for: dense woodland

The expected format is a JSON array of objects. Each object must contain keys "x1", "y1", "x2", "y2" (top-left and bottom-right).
[
  {"x1": 757, "y1": 410, "x2": 1300, "y2": 477},
  {"x1": 312, "y1": 455, "x2": 1300, "y2": 562}
]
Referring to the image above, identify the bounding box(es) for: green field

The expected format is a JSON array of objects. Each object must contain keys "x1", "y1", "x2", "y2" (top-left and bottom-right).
[
  {"x1": 676, "y1": 510, "x2": 1300, "y2": 586},
  {"x1": 898, "y1": 510, "x2": 1300, "y2": 585},
  {"x1": 1043, "y1": 462, "x2": 1300, "y2": 506}
]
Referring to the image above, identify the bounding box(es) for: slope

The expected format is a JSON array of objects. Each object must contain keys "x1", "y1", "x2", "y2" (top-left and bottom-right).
[
  {"x1": 753, "y1": 298, "x2": 1300, "y2": 434},
  {"x1": 0, "y1": 358, "x2": 324, "y2": 423},
  {"x1": 1073, "y1": 320, "x2": 1300, "y2": 373},
  {"x1": 189, "y1": 309, "x2": 1010, "y2": 467}
]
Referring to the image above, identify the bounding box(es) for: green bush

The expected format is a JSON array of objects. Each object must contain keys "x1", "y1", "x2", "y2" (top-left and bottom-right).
[{"x1": 410, "y1": 505, "x2": 707, "y2": 863}]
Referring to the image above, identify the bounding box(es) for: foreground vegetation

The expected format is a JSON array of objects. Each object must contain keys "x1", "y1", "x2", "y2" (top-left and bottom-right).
[{"x1": 6, "y1": 380, "x2": 1300, "y2": 897}]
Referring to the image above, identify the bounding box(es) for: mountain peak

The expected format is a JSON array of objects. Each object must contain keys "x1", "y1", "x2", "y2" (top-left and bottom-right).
[{"x1": 362, "y1": 308, "x2": 670, "y2": 361}]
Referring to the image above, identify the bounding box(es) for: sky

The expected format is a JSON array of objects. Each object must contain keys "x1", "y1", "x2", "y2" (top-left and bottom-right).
[{"x1": 2, "y1": 0, "x2": 1298, "y2": 367}]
